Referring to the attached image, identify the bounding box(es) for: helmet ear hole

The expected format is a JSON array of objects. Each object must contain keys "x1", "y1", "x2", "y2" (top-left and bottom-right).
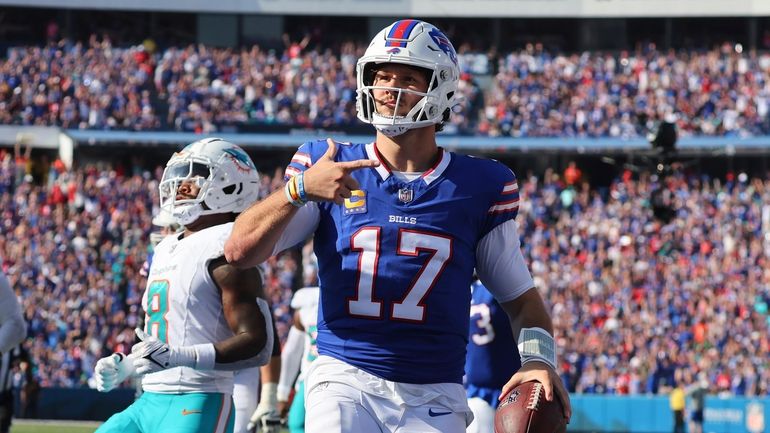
[
  {"x1": 222, "y1": 184, "x2": 236, "y2": 195},
  {"x1": 363, "y1": 63, "x2": 377, "y2": 86}
]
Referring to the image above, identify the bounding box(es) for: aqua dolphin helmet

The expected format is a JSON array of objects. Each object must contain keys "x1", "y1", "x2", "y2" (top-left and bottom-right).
[
  {"x1": 356, "y1": 19, "x2": 461, "y2": 137},
  {"x1": 159, "y1": 138, "x2": 260, "y2": 225}
]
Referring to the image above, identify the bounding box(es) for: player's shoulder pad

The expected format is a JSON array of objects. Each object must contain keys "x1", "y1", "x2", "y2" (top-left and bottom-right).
[
  {"x1": 454, "y1": 153, "x2": 517, "y2": 193},
  {"x1": 199, "y1": 222, "x2": 236, "y2": 262},
  {"x1": 299, "y1": 139, "x2": 366, "y2": 165},
  {"x1": 153, "y1": 230, "x2": 179, "y2": 251},
  {"x1": 291, "y1": 286, "x2": 320, "y2": 309},
  {"x1": 286, "y1": 140, "x2": 363, "y2": 180},
  {"x1": 295, "y1": 139, "x2": 328, "y2": 166}
]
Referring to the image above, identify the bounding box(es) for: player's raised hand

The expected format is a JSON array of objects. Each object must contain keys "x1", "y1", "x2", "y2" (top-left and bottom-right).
[{"x1": 302, "y1": 138, "x2": 380, "y2": 205}]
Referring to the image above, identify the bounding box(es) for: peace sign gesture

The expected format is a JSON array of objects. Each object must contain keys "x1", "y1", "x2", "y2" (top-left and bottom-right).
[{"x1": 303, "y1": 138, "x2": 380, "y2": 205}]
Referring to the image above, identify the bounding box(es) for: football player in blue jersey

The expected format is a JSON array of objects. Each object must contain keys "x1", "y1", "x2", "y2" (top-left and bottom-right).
[
  {"x1": 226, "y1": 19, "x2": 571, "y2": 433},
  {"x1": 465, "y1": 280, "x2": 521, "y2": 433}
]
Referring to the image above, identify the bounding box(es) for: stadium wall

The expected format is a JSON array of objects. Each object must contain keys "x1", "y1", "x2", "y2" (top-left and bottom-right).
[
  {"x1": 571, "y1": 395, "x2": 768, "y2": 433},
  {"x1": 24, "y1": 390, "x2": 769, "y2": 433},
  {"x1": 2, "y1": 126, "x2": 768, "y2": 155}
]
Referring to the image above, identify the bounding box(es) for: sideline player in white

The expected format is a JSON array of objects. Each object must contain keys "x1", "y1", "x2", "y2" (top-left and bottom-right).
[
  {"x1": 0, "y1": 264, "x2": 26, "y2": 355},
  {"x1": 0, "y1": 263, "x2": 27, "y2": 433},
  {"x1": 94, "y1": 138, "x2": 276, "y2": 433},
  {"x1": 274, "y1": 286, "x2": 319, "y2": 433},
  {"x1": 226, "y1": 20, "x2": 571, "y2": 433}
]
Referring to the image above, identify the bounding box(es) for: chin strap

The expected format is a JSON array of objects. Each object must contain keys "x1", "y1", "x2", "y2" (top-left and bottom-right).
[{"x1": 171, "y1": 203, "x2": 203, "y2": 226}]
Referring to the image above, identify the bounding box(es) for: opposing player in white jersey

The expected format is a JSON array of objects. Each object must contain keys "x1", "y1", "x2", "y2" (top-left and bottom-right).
[
  {"x1": 274, "y1": 286, "x2": 319, "y2": 433},
  {"x1": 93, "y1": 138, "x2": 276, "y2": 433}
]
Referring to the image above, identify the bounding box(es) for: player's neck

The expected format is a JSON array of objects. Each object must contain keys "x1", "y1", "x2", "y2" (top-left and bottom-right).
[
  {"x1": 375, "y1": 127, "x2": 438, "y2": 173},
  {"x1": 183, "y1": 214, "x2": 234, "y2": 237}
]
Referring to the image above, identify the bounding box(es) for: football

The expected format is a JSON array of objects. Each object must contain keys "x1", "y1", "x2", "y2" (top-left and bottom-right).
[{"x1": 494, "y1": 381, "x2": 567, "y2": 433}]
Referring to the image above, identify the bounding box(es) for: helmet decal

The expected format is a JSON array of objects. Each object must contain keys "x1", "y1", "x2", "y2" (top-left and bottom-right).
[
  {"x1": 385, "y1": 19, "x2": 420, "y2": 47},
  {"x1": 428, "y1": 28, "x2": 458, "y2": 66},
  {"x1": 223, "y1": 147, "x2": 256, "y2": 172}
]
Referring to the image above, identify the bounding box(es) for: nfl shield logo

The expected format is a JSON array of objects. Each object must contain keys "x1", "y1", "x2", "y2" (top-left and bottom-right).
[{"x1": 398, "y1": 188, "x2": 414, "y2": 204}]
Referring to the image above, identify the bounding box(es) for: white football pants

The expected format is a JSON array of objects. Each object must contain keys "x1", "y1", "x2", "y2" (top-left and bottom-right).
[
  {"x1": 304, "y1": 356, "x2": 472, "y2": 433},
  {"x1": 233, "y1": 366, "x2": 261, "y2": 433},
  {"x1": 466, "y1": 397, "x2": 495, "y2": 433}
]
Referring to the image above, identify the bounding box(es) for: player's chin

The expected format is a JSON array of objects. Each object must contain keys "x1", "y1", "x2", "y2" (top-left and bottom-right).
[{"x1": 375, "y1": 107, "x2": 397, "y2": 117}]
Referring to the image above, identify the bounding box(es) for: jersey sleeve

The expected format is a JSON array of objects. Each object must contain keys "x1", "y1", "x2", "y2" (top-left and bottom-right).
[
  {"x1": 481, "y1": 164, "x2": 520, "y2": 238},
  {"x1": 476, "y1": 163, "x2": 532, "y2": 303},
  {"x1": 283, "y1": 140, "x2": 330, "y2": 180},
  {"x1": 475, "y1": 219, "x2": 534, "y2": 303},
  {"x1": 273, "y1": 140, "x2": 328, "y2": 254}
]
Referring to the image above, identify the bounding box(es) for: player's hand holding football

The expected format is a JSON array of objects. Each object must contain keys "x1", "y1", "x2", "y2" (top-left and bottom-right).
[
  {"x1": 500, "y1": 360, "x2": 572, "y2": 421},
  {"x1": 94, "y1": 352, "x2": 136, "y2": 392},
  {"x1": 130, "y1": 328, "x2": 211, "y2": 375},
  {"x1": 302, "y1": 138, "x2": 379, "y2": 205}
]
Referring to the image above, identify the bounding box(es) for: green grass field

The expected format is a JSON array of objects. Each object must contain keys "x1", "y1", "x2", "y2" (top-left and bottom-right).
[
  {"x1": 10, "y1": 420, "x2": 291, "y2": 433},
  {"x1": 11, "y1": 420, "x2": 98, "y2": 433}
]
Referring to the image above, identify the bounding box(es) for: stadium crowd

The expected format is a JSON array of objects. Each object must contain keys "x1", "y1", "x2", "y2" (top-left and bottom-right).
[
  {"x1": 1, "y1": 147, "x2": 770, "y2": 397},
  {"x1": 519, "y1": 166, "x2": 770, "y2": 396},
  {"x1": 2, "y1": 35, "x2": 770, "y2": 137}
]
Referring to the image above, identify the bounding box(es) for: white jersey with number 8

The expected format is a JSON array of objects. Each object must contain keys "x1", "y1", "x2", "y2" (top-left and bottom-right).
[{"x1": 141, "y1": 222, "x2": 236, "y2": 394}]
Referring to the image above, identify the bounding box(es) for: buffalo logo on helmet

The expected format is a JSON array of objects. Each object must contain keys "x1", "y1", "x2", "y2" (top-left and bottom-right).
[{"x1": 428, "y1": 28, "x2": 457, "y2": 66}]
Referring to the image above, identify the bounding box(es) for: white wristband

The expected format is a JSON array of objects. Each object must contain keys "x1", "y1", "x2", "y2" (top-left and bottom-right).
[
  {"x1": 277, "y1": 384, "x2": 292, "y2": 402},
  {"x1": 170, "y1": 345, "x2": 198, "y2": 368},
  {"x1": 260, "y1": 382, "x2": 278, "y2": 407},
  {"x1": 518, "y1": 327, "x2": 557, "y2": 370},
  {"x1": 194, "y1": 343, "x2": 217, "y2": 370}
]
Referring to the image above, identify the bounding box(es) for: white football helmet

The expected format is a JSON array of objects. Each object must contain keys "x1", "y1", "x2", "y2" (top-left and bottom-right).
[
  {"x1": 356, "y1": 19, "x2": 460, "y2": 137},
  {"x1": 159, "y1": 138, "x2": 260, "y2": 225}
]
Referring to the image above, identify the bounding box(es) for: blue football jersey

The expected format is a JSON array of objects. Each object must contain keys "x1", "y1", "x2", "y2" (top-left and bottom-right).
[
  {"x1": 466, "y1": 281, "x2": 520, "y2": 406},
  {"x1": 284, "y1": 140, "x2": 520, "y2": 384}
]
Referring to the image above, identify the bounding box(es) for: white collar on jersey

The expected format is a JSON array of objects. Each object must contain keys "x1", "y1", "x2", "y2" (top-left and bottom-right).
[{"x1": 364, "y1": 142, "x2": 451, "y2": 186}]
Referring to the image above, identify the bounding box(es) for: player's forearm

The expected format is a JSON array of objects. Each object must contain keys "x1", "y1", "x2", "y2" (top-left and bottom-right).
[
  {"x1": 216, "y1": 289, "x2": 274, "y2": 369},
  {"x1": 0, "y1": 314, "x2": 26, "y2": 353},
  {"x1": 500, "y1": 287, "x2": 554, "y2": 337},
  {"x1": 225, "y1": 188, "x2": 300, "y2": 267},
  {"x1": 213, "y1": 330, "x2": 267, "y2": 364},
  {"x1": 261, "y1": 353, "x2": 282, "y2": 384},
  {"x1": 501, "y1": 287, "x2": 557, "y2": 369}
]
